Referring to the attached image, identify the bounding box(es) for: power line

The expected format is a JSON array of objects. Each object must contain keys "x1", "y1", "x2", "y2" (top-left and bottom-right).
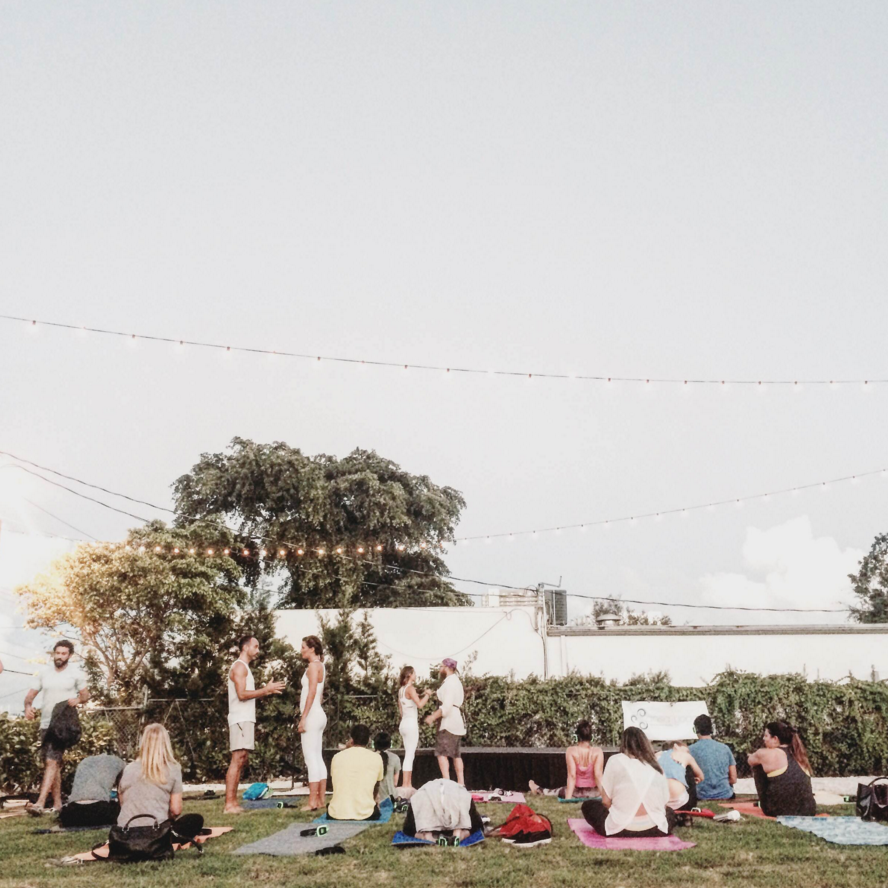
[
  {"x1": 3, "y1": 313, "x2": 886, "y2": 388},
  {"x1": 21, "y1": 498, "x2": 97, "y2": 540}
]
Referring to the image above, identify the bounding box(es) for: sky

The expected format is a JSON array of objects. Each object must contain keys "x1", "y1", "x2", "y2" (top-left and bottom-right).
[{"x1": 1, "y1": 1, "x2": 887, "y2": 694}]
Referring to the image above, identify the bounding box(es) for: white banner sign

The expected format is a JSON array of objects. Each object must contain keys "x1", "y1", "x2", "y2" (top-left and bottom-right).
[{"x1": 621, "y1": 701, "x2": 710, "y2": 741}]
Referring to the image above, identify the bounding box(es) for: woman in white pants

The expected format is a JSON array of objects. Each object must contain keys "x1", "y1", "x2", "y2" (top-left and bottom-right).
[
  {"x1": 398, "y1": 666, "x2": 431, "y2": 790},
  {"x1": 298, "y1": 635, "x2": 327, "y2": 811}
]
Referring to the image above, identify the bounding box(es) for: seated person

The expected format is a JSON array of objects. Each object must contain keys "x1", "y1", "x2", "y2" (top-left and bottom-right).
[
  {"x1": 117, "y1": 723, "x2": 204, "y2": 843},
  {"x1": 374, "y1": 732, "x2": 402, "y2": 802},
  {"x1": 747, "y1": 720, "x2": 816, "y2": 817},
  {"x1": 403, "y1": 778, "x2": 483, "y2": 842},
  {"x1": 689, "y1": 714, "x2": 737, "y2": 800},
  {"x1": 581, "y1": 727, "x2": 676, "y2": 838},
  {"x1": 529, "y1": 719, "x2": 604, "y2": 799},
  {"x1": 657, "y1": 741, "x2": 704, "y2": 812},
  {"x1": 59, "y1": 753, "x2": 125, "y2": 828},
  {"x1": 327, "y1": 724, "x2": 384, "y2": 821}
]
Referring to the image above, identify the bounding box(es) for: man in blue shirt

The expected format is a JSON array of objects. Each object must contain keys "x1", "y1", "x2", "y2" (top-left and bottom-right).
[{"x1": 689, "y1": 715, "x2": 737, "y2": 800}]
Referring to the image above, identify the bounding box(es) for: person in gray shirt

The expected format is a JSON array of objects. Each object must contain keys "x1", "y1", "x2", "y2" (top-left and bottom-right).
[{"x1": 59, "y1": 754, "x2": 125, "y2": 828}]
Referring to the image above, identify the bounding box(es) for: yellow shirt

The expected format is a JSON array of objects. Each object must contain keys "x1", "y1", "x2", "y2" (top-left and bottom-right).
[{"x1": 328, "y1": 747, "x2": 384, "y2": 821}]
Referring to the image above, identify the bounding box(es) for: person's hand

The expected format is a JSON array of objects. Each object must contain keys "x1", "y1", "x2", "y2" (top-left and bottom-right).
[
  {"x1": 695, "y1": 774, "x2": 704, "y2": 784},
  {"x1": 297, "y1": 719, "x2": 306, "y2": 733},
  {"x1": 424, "y1": 714, "x2": 435, "y2": 726},
  {"x1": 264, "y1": 680, "x2": 286, "y2": 696},
  {"x1": 67, "y1": 697, "x2": 80, "y2": 707},
  {"x1": 24, "y1": 706, "x2": 36, "y2": 721}
]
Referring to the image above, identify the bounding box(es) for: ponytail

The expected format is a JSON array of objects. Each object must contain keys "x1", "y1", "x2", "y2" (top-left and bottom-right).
[
  {"x1": 790, "y1": 728, "x2": 811, "y2": 774},
  {"x1": 765, "y1": 720, "x2": 812, "y2": 774},
  {"x1": 374, "y1": 732, "x2": 392, "y2": 782}
]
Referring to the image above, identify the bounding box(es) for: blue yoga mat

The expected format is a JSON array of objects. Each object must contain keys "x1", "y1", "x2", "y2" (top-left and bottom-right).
[
  {"x1": 314, "y1": 797, "x2": 394, "y2": 825},
  {"x1": 392, "y1": 829, "x2": 485, "y2": 848},
  {"x1": 777, "y1": 816, "x2": 888, "y2": 846}
]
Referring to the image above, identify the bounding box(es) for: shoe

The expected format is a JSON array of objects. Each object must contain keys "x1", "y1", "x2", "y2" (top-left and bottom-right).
[
  {"x1": 26, "y1": 805, "x2": 45, "y2": 818},
  {"x1": 511, "y1": 831, "x2": 552, "y2": 847},
  {"x1": 713, "y1": 810, "x2": 741, "y2": 823}
]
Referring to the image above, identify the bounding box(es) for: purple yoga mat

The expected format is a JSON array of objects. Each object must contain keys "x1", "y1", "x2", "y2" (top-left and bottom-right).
[{"x1": 568, "y1": 819, "x2": 696, "y2": 851}]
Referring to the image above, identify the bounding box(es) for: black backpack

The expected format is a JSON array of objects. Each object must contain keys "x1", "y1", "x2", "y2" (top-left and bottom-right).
[
  {"x1": 45, "y1": 701, "x2": 82, "y2": 749},
  {"x1": 103, "y1": 815, "x2": 175, "y2": 862}
]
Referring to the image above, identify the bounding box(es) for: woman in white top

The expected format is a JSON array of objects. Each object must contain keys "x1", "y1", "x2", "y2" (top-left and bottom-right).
[
  {"x1": 397, "y1": 666, "x2": 431, "y2": 790},
  {"x1": 581, "y1": 727, "x2": 677, "y2": 837},
  {"x1": 297, "y1": 635, "x2": 327, "y2": 812}
]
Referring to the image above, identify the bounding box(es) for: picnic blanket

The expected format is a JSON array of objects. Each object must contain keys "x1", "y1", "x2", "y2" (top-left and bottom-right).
[
  {"x1": 392, "y1": 829, "x2": 486, "y2": 848},
  {"x1": 242, "y1": 798, "x2": 300, "y2": 810},
  {"x1": 471, "y1": 791, "x2": 526, "y2": 804},
  {"x1": 568, "y1": 819, "x2": 696, "y2": 851},
  {"x1": 234, "y1": 822, "x2": 370, "y2": 856},
  {"x1": 777, "y1": 816, "x2": 888, "y2": 846},
  {"x1": 66, "y1": 826, "x2": 232, "y2": 862},
  {"x1": 314, "y1": 797, "x2": 394, "y2": 824}
]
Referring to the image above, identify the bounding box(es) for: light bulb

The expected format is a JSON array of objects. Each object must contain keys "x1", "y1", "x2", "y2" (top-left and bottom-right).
[
  {"x1": 223, "y1": 548, "x2": 230, "y2": 555},
  {"x1": 375, "y1": 544, "x2": 383, "y2": 552},
  {"x1": 260, "y1": 549, "x2": 267, "y2": 557},
  {"x1": 173, "y1": 547, "x2": 180, "y2": 554},
  {"x1": 318, "y1": 548, "x2": 325, "y2": 556},
  {"x1": 207, "y1": 548, "x2": 214, "y2": 555},
  {"x1": 335, "y1": 547, "x2": 343, "y2": 555},
  {"x1": 297, "y1": 548, "x2": 305, "y2": 556},
  {"x1": 243, "y1": 548, "x2": 250, "y2": 556},
  {"x1": 279, "y1": 549, "x2": 286, "y2": 556},
  {"x1": 357, "y1": 547, "x2": 364, "y2": 554},
  {"x1": 154, "y1": 545, "x2": 162, "y2": 552},
  {"x1": 188, "y1": 547, "x2": 196, "y2": 555},
  {"x1": 138, "y1": 545, "x2": 146, "y2": 553}
]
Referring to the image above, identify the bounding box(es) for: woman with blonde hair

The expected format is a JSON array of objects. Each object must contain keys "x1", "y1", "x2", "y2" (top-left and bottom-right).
[
  {"x1": 116, "y1": 723, "x2": 204, "y2": 842},
  {"x1": 397, "y1": 666, "x2": 431, "y2": 790}
]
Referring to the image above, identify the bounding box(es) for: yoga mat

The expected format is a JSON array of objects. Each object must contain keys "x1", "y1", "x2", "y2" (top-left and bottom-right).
[
  {"x1": 471, "y1": 791, "x2": 526, "y2": 804},
  {"x1": 234, "y1": 822, "x2": 370, "y2": 856},
  {"x1": 568, "y1": 819, "x2": 696, "y2": 851},
  {"x1": 35, "y1": 824, "x2": 114, "y2": 834},
  {"x1": 558, "y1": 795, "x2": 600, "y2": 804},
  {"x1": 392, "y1": 829, "x2": 486, "y2": 848},
  {"x1": 777, "y1": 816, "x2": 888, "y2": 846},
  {"x1": 242, "y1": 798, "x2": 300, "y2": 810},
  {"x1": 68, "y1": 826, "x2": 232, "y2": 862},
  {"x1": 314, "y1": 797, "x2": 393, "y2": 824},
  {"x1": 718, "y1": 801, "x2": 774, "y2": 820}
]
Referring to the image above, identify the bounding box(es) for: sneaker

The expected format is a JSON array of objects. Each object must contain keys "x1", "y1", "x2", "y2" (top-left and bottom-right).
[
  {"x1": 511, "y1": 831, "x2": 552, "y2": 848},
  {"x1": 26, "y1": 805, "x2": 45, "y2": 818}
]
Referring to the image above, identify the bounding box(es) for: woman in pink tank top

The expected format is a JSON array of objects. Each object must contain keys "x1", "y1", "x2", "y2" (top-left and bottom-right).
[{"x1": 529, "y1": 720, "x2": 604, "y2": 800}]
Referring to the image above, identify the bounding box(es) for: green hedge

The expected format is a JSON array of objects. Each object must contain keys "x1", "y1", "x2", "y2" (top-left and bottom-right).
[{"x1": 4, "y1": 671, "x2": 887, "y2": 789}]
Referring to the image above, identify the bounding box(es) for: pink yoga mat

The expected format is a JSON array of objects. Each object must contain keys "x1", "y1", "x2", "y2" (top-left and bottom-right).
[
  {"x1": 471, "y1": 791, "x2": 526, "y2": 804},
  {"x1": 568, "y1": 819, "x2": 696, "y2": 851}
]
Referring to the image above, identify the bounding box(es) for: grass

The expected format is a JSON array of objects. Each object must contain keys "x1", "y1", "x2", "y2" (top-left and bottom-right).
[{"x1": 2, "y1": 797, "x2": 887, "y2": 888}]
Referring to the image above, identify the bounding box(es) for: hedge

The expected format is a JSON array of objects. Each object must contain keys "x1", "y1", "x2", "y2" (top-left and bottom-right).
[{"x1": 3, "y1": 671, "x2": 887, "y2": 790}]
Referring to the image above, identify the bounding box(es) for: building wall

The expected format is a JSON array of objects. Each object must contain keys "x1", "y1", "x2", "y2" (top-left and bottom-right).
[{"x1": 273, "y1": 607, "x2": 888, "y2": 686}]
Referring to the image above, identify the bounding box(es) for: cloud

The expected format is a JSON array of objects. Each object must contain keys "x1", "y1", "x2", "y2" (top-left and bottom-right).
[{"x1": 698, "y1": 516, "x2": 862, "y2": 624}]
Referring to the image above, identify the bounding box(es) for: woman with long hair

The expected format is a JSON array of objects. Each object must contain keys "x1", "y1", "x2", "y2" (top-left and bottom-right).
[
  {"x1": 374, "y1": 731, "x2": 401, "y2": 801},
  {"x1": 298, "y1": 635, "x2": 327, "y2": 811},
  {"x1": 529, "y1": 720, "x2": 604, "y2": 799},
  {"x1": 581, "y1": 727, "x2": 676, "y2": 837},
  {"x1": 397, "y1": 666, "x2": 431, "y2": 790},
  {"x1": 116, "y1": 724, "x2": 204, "y2": 841},
  {"x1": 747, "y1": 721, "x2": 816, "y2": 816}
]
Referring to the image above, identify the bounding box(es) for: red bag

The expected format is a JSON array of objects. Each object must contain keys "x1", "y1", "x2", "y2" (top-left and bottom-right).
[{"x1": 495, "y1": 804, "x2": 553, "y2": 839}]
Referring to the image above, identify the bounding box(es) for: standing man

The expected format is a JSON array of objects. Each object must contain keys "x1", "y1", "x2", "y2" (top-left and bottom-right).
[
  {"x1": 24, "y1": 640, "x2": 90, "y2": 816},
  {"x1": 424, "y1": 658, "x2": 466, "y2": 785},
  {"x1": 225, "y1": 634, "x2": 286, "y2": 814}
]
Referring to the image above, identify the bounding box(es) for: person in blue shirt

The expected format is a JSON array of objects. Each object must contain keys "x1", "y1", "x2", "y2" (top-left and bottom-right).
[{"x1": 689, "y1": 715, "x2": 737, "y2": 800}]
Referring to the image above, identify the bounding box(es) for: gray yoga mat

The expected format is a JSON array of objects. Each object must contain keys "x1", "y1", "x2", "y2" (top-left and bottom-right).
[
  {"x1": 242, "y1": 798, "x2": 300, "y2": 809},
  {"x1": 233, "y1": 821, "x2": 371, "y2": 856}
]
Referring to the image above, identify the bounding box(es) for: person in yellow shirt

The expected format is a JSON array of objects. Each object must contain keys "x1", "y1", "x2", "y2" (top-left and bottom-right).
[{"x1": 327, "y1": 724, "x2": 384, "y2": 821}]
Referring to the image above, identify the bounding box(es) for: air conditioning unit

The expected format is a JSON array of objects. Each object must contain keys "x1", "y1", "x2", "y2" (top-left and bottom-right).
[{"x1": 544, "y1": 588, "x2": 568, "y2": 626}]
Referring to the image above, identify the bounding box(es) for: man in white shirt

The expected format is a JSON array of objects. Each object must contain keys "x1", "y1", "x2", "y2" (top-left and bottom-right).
[
  {"x1": 24, "y1": 640, "x2": 90, "y2": 815},
  {"x1": 424, "y1": 658, "x2": 466, "y2": 785}
]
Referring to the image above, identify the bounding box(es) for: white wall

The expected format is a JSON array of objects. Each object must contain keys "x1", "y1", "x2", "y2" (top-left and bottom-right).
[{"x1": 274, "y1": 607, "x2": 888, "y2": 686}]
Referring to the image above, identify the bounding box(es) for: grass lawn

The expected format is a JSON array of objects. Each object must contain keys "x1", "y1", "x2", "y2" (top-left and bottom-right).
[{"x1": 2, "y1": 797, "x2": 886, "y2": 888}]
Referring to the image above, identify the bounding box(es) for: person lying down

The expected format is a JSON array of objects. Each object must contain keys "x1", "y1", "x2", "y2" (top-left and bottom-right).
[{"x1": 402, "y1": 778, "x2": 484, "y2": 842}]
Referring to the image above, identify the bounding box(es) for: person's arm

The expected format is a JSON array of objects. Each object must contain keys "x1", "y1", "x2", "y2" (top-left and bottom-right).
[
  {"x1": 68, "y1": 687, "x2": 90, "y2": 708},
  {"x1": 24, "y1": 686, "x2": 40, "y2": 720},
  {"x1": 297, "y1": 663, "x2": 320, "y2": 732},
  {"x1": 728, "y1": 764, "x2": 738, "y2": 786},
  {"x1": 687, "y1": 753, "x2": 705, "y2": 784},
  {"x1": 169, "y1": 792, "x2": 183, "y2": 818},
  {"x1": 593, "y1": 748, "x2": 605, "y2": 790},
  {"x1": 599, "y1": 758, "x2": 614, "y2": 808},
  {"x1": 424, "y1": 686, "x2": 444, "y2": 725},
  {"x1": 748, "y1": 748, "x2": 784, "y2": 770},
  {"x1": 408, "y1": 686, "x2": 431, "y2": 709},
  {"x1": 232, "y1": 661, "x2": 285, "y2": 702},
  {"x1": 564, "y1": 749, "x2": 577, "y2": 800}
]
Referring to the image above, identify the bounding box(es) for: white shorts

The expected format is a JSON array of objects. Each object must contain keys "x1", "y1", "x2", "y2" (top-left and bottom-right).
[{"x1": 230, "y1": 721, "x2": 255, "y2": 751}]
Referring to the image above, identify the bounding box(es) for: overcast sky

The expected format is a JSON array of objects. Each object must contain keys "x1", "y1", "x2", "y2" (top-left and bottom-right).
[{"x1": 2, "y1": 2, "x2": 887, "y2": 697}]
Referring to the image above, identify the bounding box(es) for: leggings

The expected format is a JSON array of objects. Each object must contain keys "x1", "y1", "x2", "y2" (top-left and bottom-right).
[
  {"x1": 59, "y1": 800, "x2": 120, "y2": 828},
  {"x1": 399, "y1": 716, "x2": 419, "y2": 772},
  {"x1": 300, "y1": 707, "x2": 327, "y2": 782},
  {"x1": 171, "y1": 813, "x2": 205, "y2": 842}
]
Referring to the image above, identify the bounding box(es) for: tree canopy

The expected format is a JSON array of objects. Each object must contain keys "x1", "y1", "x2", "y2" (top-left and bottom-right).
[
  {"x1": 849, "y1": 532, "x2": 888, "y2": 623},
  {"x1": 172, "y1": 438, "x2": 471, "y2": 608}
]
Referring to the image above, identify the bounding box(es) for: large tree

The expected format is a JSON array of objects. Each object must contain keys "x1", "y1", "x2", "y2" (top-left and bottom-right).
[
  {"x1": 849, "y1": 533, "x2": 888, "y2": 623},
  {"x1": 172, "y1": 438, "x2": 470, "y2": 608}
]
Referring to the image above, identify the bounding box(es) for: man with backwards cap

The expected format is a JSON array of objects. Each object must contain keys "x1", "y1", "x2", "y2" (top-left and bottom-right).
[{"x1": 424, "y1": 658, "x2": 466, "y2": 785}]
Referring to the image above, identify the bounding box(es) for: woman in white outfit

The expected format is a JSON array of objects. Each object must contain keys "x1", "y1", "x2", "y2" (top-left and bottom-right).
[
  {"x1": 298, "y1": 635, "x2": 327, "y2": 811},
  {"x1": 397, "y1": 666, "x2": 431, "y2": 790}
]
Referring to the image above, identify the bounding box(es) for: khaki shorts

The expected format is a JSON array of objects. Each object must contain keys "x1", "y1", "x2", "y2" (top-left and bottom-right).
[
  {"x1": 435, "y1": 729, "x2": 463, "y2": 759},
  {"x1": 230, "y1": 721, "x2": 255, "y2": 751}
]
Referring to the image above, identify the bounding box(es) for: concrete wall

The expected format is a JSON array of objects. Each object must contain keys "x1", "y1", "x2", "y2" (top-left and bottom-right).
[{"x1": 274, "y1": 607, "x2": 888, "y2": 686}]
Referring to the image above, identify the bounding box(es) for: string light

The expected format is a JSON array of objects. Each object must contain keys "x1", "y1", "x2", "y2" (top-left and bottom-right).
[{"x1": 6, "y1": 315, "x2": 886, "y2": 389}]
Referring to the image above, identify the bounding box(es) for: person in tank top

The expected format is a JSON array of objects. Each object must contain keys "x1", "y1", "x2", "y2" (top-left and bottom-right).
[
  {"x1": 224, "y1": 634, "x2": 285, "y2": 813},
  {"x1": 657, "y1": 741, "x2": 704, "y2": 811},
  {"x1": 529, "y1": 719, "x2": 604, "y2": 799},
  {"x1": 298, "y1": 635, "x2": 328, "y2": 811},
  {"x1": 397, "y1": 666, "x2": 431, "y2": 790},
  {"x1": 747, "y1": 721, "x2": 816, "y2": 817}
]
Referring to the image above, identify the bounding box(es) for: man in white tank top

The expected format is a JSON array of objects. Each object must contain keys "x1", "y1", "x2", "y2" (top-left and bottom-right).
[{"x1": 225, "y1": 635, "x2": 286, "y2": 814}]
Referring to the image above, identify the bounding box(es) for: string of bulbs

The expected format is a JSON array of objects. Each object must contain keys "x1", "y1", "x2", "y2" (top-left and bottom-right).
[{"x1": 4, "y1": 313, "x2": 886, "y2": 388}]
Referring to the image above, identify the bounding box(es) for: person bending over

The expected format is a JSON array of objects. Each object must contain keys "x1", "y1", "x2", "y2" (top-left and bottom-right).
[
  {"x1": 374, "y1": 732, "x2": 401, "y2": 802},
  {"x1": 689, "y1": 714, "x2": 737, "y2": 800},
  {"x1": 327, "y1": 724, "x2": 384, "y2": 821},
  {"x1": 117, "y1": 724, "x2": 204, "y2": 843},
  {"x1": 529, "y1": 719, "x2": 604, "y2": 799},
  {"x1": 657, "y1": 741, "x2": 704, "y2": 812},
  {"x1": 581, "y1": 727, "x2": 676, "y2": 838},
  {"x1": 59, "y1": 753, "x2": 125, "y2": 828},
  {"x1": 747, "y1": 721, "x2": 816, "y2": 817},
  {"x1": 403, "y1": 778, "x2": 484, "y2": 842}
]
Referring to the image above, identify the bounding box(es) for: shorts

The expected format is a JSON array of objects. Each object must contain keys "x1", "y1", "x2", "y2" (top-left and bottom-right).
[
  {"x1": 230, "y1": 721, "x2": 256, "y2": 751},
  {"x1": 435, "y1": 730, "x2": 463, "y2": 759},
  {"x1": 39, "y1": 729, "x2": 64, "y2": 763}
]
